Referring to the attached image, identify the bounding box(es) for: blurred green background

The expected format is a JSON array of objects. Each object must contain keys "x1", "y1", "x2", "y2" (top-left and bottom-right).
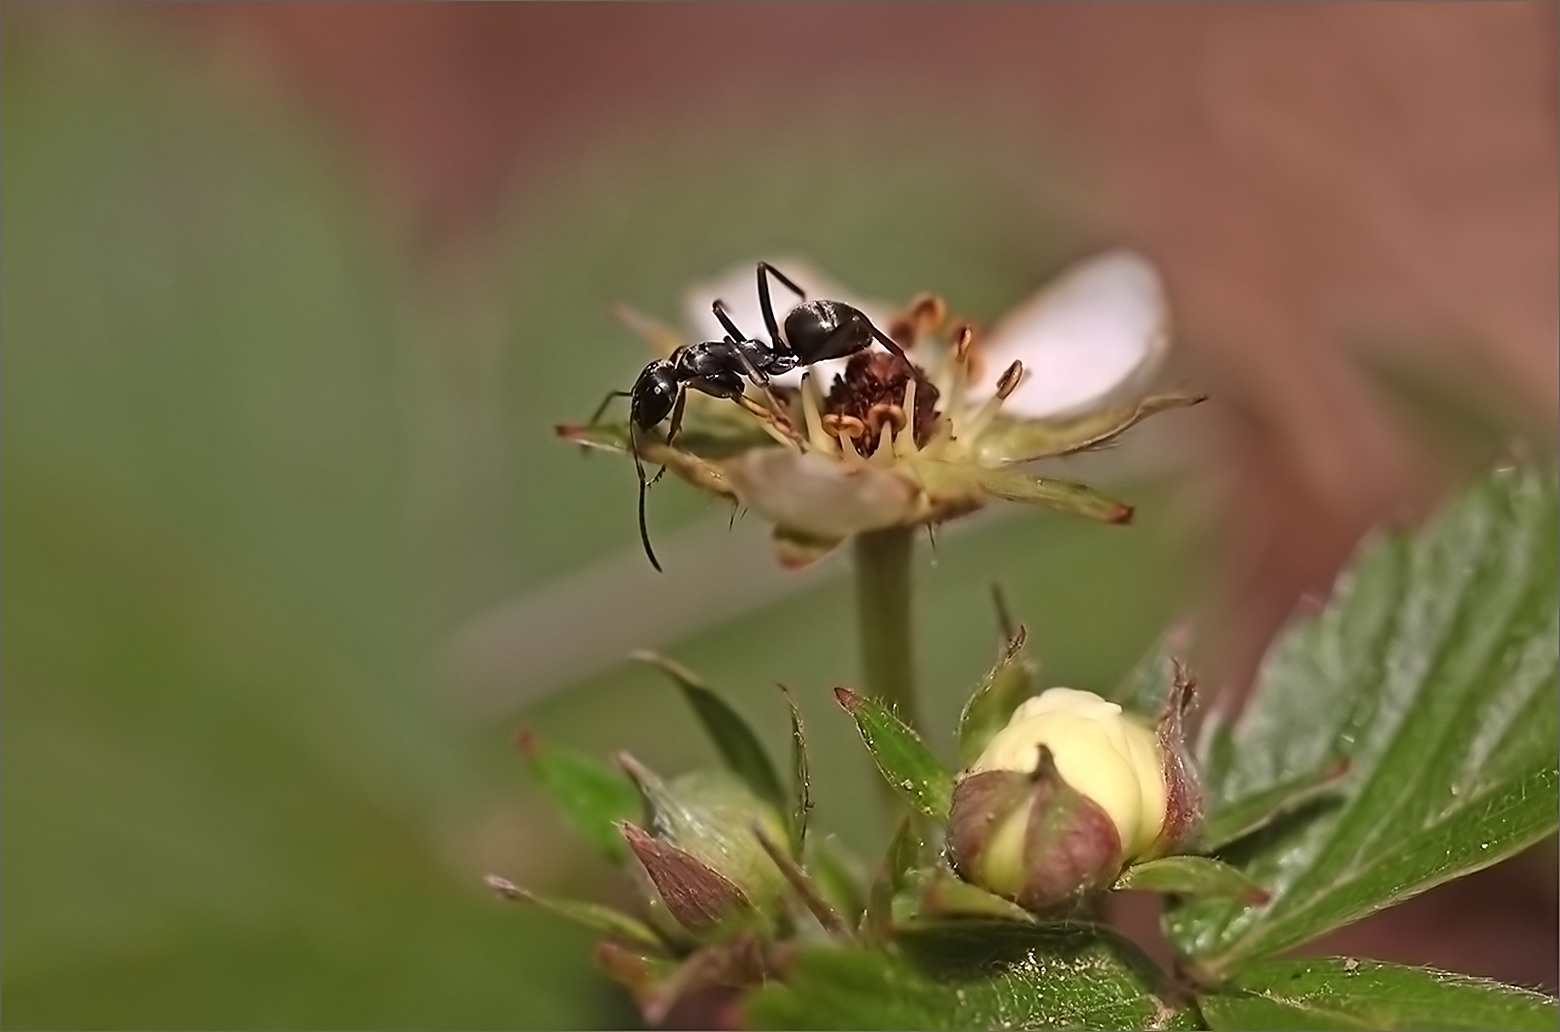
[
  {"x1": 6, "y1": 7, "x2": 1554, "y2": 1029},
  {"x1": 1, "y1": 14, "x2": 1205, "y2": 1029}
]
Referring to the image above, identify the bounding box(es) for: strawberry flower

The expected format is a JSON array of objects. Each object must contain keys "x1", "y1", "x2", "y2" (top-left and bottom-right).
[{"x1": 558, "y1": 251, "x2": 1204, "y2": 567}]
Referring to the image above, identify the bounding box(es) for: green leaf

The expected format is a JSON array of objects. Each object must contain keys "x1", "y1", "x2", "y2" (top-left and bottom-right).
[
  {"x1": 1115, "y1": 857, "x2": 1269, "y2": 904},
  {"x1": 516, "y1": 730, "x2": 640, "y2": 863},
  {"x1": 1198, "y1": 957, "x2": 1560, "y2": 1031},
  {"x1": 483, "y1": 875, "x2": 664, "y2": 952},
  {"x1": 746, "y1": 922, "x2": 1195, "y2": 1030},
  {"x1": 1169, "y1": 467, "x2": 1560, "y2": 974},
  {"x1": 780, "y1": 684, "x2": 813, "y2": 852},
  {"x1": 634, "y1": 652, "x2": 786, "y2": 815},
  {"x1": 833, "y1": 687, "x2": 953, "y2": 820},
  {"x1": 1197, "y1": 757, "x2": 1350, "y2": 853},
  {"x1": 972, "y1": 468, "x2": 1135, "y2": 524},
  {"x1": 956, "y1": 626, "x2": 1039, "y2": 767}
]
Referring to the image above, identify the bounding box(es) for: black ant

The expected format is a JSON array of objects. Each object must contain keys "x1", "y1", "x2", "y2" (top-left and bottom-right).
[{"x1": 592, "y1": 262, "x2": 911, "y2": 571}]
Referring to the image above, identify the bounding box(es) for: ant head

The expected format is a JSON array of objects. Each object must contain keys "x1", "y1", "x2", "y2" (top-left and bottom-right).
[
  {"x1": 783, "y1": 300, "x2": 874, "y2": 365},
  {"x1": 630, "y1": 360, "x2": 680, "y2": 429}
]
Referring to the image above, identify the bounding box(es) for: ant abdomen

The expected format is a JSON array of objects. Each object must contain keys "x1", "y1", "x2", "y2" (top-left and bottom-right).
[{"x1": 783, "y1": 300, "x2": 879, "y2": 365}]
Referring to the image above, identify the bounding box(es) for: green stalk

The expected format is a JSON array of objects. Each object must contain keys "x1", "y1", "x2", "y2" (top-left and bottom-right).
[{"x1": 852, "y1": 526, "x2": 920, "y2": 734}]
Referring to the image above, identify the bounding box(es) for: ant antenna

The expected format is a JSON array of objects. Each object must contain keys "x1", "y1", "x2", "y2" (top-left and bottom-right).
[{"x1": 629, "y1": 423, "x2": 663, "y2": 572}]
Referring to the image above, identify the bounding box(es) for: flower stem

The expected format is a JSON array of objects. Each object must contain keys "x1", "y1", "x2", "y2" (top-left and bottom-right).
[{"x1": 852, "y1": 526, "x2": 920, "y2": 735}]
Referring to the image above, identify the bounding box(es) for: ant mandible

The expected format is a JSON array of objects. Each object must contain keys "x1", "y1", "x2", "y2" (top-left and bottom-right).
[{"x1": 592, "y1": 262, "x2": 911, "y2": 571}]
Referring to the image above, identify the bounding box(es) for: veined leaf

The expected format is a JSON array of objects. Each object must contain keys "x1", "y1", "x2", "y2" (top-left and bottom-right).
[
  {"x1": 1197, "y1": 757, "x2": 1350, "y2": 853},
  {"x1": 1168, "y1": 468, "x2": 1560, "y2": 974},
  {"x1": 1198, "y1": 957, "x2": 1559, "y2": 1031},
  {"x1": 746, "y1": 921, "x2": 1195, "y2": 1030}
]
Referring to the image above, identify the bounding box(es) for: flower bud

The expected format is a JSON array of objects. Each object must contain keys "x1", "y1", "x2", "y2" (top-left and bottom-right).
[
  {"x1": 947, "y1": 750, "x2": 1123, "y2": 909},
  {"x1": 948, "y1": 686, "x2": 1201, "y2": 910},
  {"x1": 616, "y1": 757, "x2": 790, "y2": 940}
]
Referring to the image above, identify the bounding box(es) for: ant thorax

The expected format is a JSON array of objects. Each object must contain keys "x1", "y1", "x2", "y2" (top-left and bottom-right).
[{"x1": 818, "y1": 351, "x2": 942, "y2": 457}]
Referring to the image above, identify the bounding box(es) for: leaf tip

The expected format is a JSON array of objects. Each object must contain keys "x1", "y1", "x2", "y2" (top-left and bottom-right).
[
  {"x1": 1109, "y1": 503, "x2": 1135, "y2": 525},
  {"x1": 833, "y1": 686, "x2": 863, "y2": 712}
]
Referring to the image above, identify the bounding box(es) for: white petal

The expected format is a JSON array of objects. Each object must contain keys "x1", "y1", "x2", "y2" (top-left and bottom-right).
[
  {"x1": 969, "y1": 250, "x2": 1170, "y2": 419},
  {"x1": 722, "y1": 449, "x2": 919, "y2": 539},
  {"x1": 682, "y1": 257, "x2": 898, "y2": 388}
]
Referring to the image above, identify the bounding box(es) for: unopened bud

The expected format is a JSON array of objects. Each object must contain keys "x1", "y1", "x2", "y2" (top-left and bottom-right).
[
  {"x1": 948, "y1": 686, "x2": 1203, "y2": 910},
  {"x1": 948, "y1": 748, "x2": 1123, "y2": 908},
  {"x1": 616, "y1": 757, "x2": 790, "y2": 939}
]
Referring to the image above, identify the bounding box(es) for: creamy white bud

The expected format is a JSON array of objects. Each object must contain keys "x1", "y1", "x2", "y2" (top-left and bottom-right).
[{"x1": 971, "y1": 687, "x2": 1168, "y2": 861}]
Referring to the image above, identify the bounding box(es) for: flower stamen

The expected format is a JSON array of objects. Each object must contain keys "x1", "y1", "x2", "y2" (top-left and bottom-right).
[
  {"x1": 961, "y1": 360, "x2": 1025, "y2": 442},
  {"x1": 871, "y1": 420, "x2": 895, "y2": 467},
  {"x1": 943, "y1": 324, "x2": 975, "y2": 436},
  {"x1": 863, "y1": 402, "x2": 906, "y2": 439},
  {"x1": 800, "y1": 372, "x2": 838, "y2": 456},
  {"x1": 893, "y1": 378, "x2": 920, "y2": 458},
  {"x1": 837, "y1": 427, "x2": 863, "y2": 460}
]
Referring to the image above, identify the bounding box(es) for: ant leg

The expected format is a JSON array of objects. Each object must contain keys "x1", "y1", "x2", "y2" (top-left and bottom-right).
[
  {"x1": 590, "y1": 389, "x2": 633, "y2": 425},
  {"x1": 648, "y1": 390, "x2": 687, "y2": 487},
  {"x1": 711, "y1": 300, "x2": 753, "y2": 355},
  {"x1": 723, "y1": 346, "x2": 791, "y2": 424},
  {"x1": 630, "y1": 424, "x2": 663, "y2": 573},
  {"x1": 665, "y1": 387, "x2": 688, "y2": 447},
  {"x1": 756, "y1": 262, "x2": 806, "y2": 348}
]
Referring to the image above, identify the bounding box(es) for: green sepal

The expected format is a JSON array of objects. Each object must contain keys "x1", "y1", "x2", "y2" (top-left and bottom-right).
[
  {"x1": 975, "y1": 391, "x2": 1207, "y2": 466},
  {"x1": 1114, "y1": 856, "x2": 1269, "y2": 904},
  {"x1": 634, "y1": 652, "x2": 786, "y2": 816},
  {"x1": 972, "y1": 467, "x2": 1134, "y2": 524},
  {"x1": 956, "y1": 624, "x2": 1039, "y2": 767},
  {"x1": 834, "y1": 686, "x2": 953, "y2": 820},
  {"x1": 515, "y1": 728, "x2": 639, "y2": 863},
  {"x1": 484, "y1": 874, "x2": 665, "y2": 951}
]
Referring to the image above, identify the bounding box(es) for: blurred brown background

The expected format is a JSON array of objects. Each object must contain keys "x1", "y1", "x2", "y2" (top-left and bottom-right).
[
  {"x1": 6, "y1": 3, "x2": 1555, "y2": 1025},
  {"x1": 177, "y1": 0, "x2": 1558, "y2": 680}
]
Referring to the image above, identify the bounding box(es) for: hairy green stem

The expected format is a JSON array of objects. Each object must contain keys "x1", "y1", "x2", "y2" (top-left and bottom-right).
[{"x1": 852, "y1": 526, "x2": 921, "y2": 734}]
